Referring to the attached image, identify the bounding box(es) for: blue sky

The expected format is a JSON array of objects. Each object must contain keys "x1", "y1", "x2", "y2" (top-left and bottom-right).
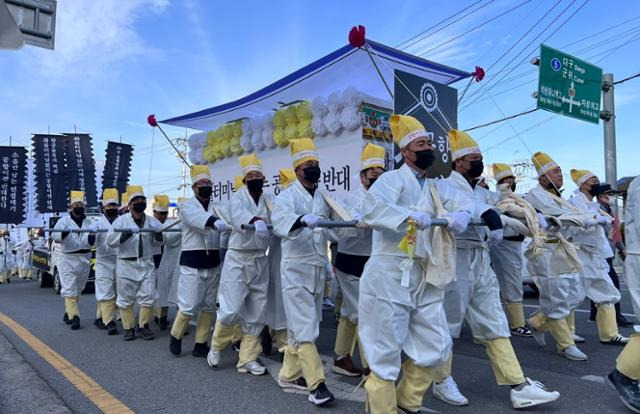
[{"x1": 1, "y1": 0, "x2": 639, "y2": 199}]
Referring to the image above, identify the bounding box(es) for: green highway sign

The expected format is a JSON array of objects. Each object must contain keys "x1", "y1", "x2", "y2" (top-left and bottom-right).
[{"x1": 537, "y1": 44, "x2": 603, "y2": 124}]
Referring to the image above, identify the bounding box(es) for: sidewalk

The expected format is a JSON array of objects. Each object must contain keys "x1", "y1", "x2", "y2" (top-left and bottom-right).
[{"x1": 0, "y1": 330, "x2": 71, "y2": 414}]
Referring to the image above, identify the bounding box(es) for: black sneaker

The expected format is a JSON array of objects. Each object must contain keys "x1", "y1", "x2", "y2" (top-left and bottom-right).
[
  {"x1": 617, "y1": 316, "x2": 635, "y2": 328},
  {"x1": 158, "y1": 316, "x2": 169, "y2": 331},
  {"x1": 233, "y1": 340, "x2": 241, "y2": 353},
  {"x1": 137, "y1": 325, "x2": 155, "y2": 341},
  {"x1": 260, "y1": 326, "x2": 273, "y2": 356},
  {"x1": 169, "y1": 335, "x2": 182, "y2": 355},
  {"x1": 308, "y1": 382, "x2": 334, "y2": 406},
  {"x1": 63, "y1": 313, "x2": 71, "y2": 325},
  {"x1": 606, "y1": 369, "x2": 640, "y2": 413},
  {"x1": 278, "y1": 376, "x2": 308, "y2": 392},
  {"x1": 398, "y1": 406, "x2": 421, "y2": 414},
  {"x1": 106, "y1": 321, "x2": 118, "y2": 335},
  {"x1": 192, "y1": 342, "x2": 210, "y2": 357},
  {"x1": 94, "y1": 318, "x2": 106, "y2": 329},
  {"x1": 70, "y1": 316, "x2": 80, "y2": 330},
  {"x1": 510, "y1": 326, "x2": 533, "y2": 337},
  {"x1": 123, "y1": 329, "x2": 136, "y2": 341}
]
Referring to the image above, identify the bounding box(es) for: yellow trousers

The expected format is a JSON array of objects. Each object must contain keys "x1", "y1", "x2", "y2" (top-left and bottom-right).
[
  {"x1": 279, "y1": 343, "x2": 325, "y2": 391},
  {"x1": 617, "y1": 334, "x2": 640, "y2": 379},
  {"x1": 99, "y1": 300, "x2": 117, "y2": 325},
  {"x1": 170, "y1": 311, "x2": 191, "y2": 339},
  {"x1": 504, "y1": 302, "x2": 525, "y2": 329}
]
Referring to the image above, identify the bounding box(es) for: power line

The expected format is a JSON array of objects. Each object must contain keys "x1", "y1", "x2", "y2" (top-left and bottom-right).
[
  {"x1": 464, "y1": 107, "x2": 538, "y2": 132},
  {"x1": 418, "y1": 0, "x2": 532, "y2": 57},
  {"x1": 395, "y1": 0, "x2": 490, "y2": 49},
  {"x1": 594, "y1": 31, "x2": 640, "y2": 64},
  {"x1": 483, "y1": 115, "x2": 557, "y2": 152},
  {"x1": 614, "y1": 72, "x2": 640, "y2": 85}
]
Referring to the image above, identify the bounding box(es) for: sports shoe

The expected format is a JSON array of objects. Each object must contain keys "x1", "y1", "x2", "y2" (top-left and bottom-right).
[
  {"x1": 70, "y1": 316, "x2": 80, "y2": 330},
  {"x1": 601, "y1": 334, "x2": 629, "y2": 346},
  {"x1": 192, "y1": 342, "x2": 210, "y2": 358},
  {"x1": 322, "y1": 297, "x2": 335, "y2": 311},
  {"x1": 63, "y1": 313, "x2": 71, "y2": 325},
  {"x1": 572, "y1": 333, "x2": 585, "y2": 343},
  {"x1": 433, "y1": 376, "x2": 469, "y2": 406},
  {"x1": 233, "y1": 340, "x2": 241, "y2": 352},
  {"x1": 169, "y1": 335, "x2": 182, "y2": 355},
  {"x1": 558, "y1": 345, "x2": 588, "y2": 361},
  {"x1": 137, "y1": 325, "x2": 154, "y2": 341},
  {"x1": 94, "y1": 318, "x2": 106, "y2": 329},
  {"x1": 278, "y1": 377, "x2": 308, "y2": 392},
  {"x1": 123, "y1": 329, "x2": 135, "y2": 341},
  {"x1": 606, "y1": 369, "x2": 640, "y2": 413},
  {"x1": 617, "y1": 315, "x2": 635, "y2": 328},
  {"x1": 158, "y1": 316, "x2": 169, "y2": 331},
  {"x1": 510, "y1": 377, "x2": 560, "y2": 409},
  {"x1": 308, "y1": 382, "x2": 334, "y2": 406},
  {"x1": 510, "y1": 326, "x2": 533, "y2": 337},
  {"x1": 207, "y1": 349, "x2": 221, "y2": 368},
  {"x1": 238, "y1": 360, "x2": 266, "y2": 376},
  {"x1": 332, "y1": 355, "x2": 362, "y2": 377},
  {"x1": 106, "y1": 321, "x2": 118, "y2": 336},
  {"x1": 397, "y1": 406, "x2": 421, "y2": 414}
]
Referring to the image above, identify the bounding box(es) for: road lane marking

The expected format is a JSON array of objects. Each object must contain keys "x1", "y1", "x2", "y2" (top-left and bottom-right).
[{"x1": 0, "y1": 311, "x2": 134, "y2": 414}]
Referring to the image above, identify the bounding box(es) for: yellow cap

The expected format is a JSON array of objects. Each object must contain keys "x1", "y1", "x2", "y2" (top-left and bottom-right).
[
  {"x1": 153, "y1": 194, "x2": 169, "y2": 212},
  {"x1": 290, "y1": 138, "x2": 318, "y2": 168},
  {"x1": 570, "y1": 169, "x2": 595, "y2": 187},
  {"x1": 190, "y1": 165, "x2": 211, "y2": 183},
  {"x1": 360, "y1": 143, "x2": 386, "y2": 171},
  {"x1": 177, "y1": 196, "x2": 189, "y2": 203},
  {"x1": 448, "y1": 130, "x2": 480, "y2": 161},
  {"x1": 279, "y1": 168, "x2": 296, "y2": 189},
  {"x1": 234, "y1": 175, "x2": 245, "y2": 191},
  {"x1": 239, "y1": 153, "x2": 263, "y2": 176},
  {"x1": 127, "y1": 185, "x2": 144, "y2": 201},
  {"x1": 492, "y1": 163, "x2": 514, "y2": 182},
  {"x1": 70, "y1": 191, "x2": 85, "y2": 205},
  {"x1": 102, "y1": 188, "x2": 119, "y2": 206},
  {"x1": 120, "y1": 192, "x2": 129, "y2": 206},
  {"x1": 390, "y1": 115, "x2": 428, "y2": 149},
  {"x1": 531, "y1": 152, "x2": 559, "y2": 177}
]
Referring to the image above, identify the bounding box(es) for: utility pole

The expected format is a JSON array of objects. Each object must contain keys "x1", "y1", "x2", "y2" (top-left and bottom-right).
[
  {"x1": 601, "y1": 73, "x2": 617, "y2": 189},
  {"x1": 173, "y1": 135, "x2": 188, "y2": 198}
]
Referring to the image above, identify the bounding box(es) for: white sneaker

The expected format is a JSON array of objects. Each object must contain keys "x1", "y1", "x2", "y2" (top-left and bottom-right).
[
  {"x1": 433, "y1": 376, "x2": 469, "y2": 406},
  {"x1": 602, "y1": 334, "x2": 629, "y2": 345},
  {"x1": 558, "y1": 345, "x2": 588, "y2": 361},
  {"x1": 531, "y1": 328, "x2": 546, "y2": 347},
  {"x1": 510, "y1": 377, "x2": 560, "y2": 409},
  {"x1": 572, "y1": 334, "x2": 585, "y2": 343},
  {"x1": 207, "y1": 349, "x2": 221, "y2": 368},
  {"x1": 238, "y1": 360, "x2": 266, "y2": 375}
]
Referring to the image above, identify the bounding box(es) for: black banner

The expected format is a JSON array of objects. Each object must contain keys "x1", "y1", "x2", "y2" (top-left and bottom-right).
[
  {"x1": 0, "y1": 146, "x2": 27, "y2": 224},
  {"x1": 32, "y1": 134, "x2": 68, "y2": 213},
  {"x1": 101, "y1": 141, "x2": 133, "y2": 198},
  {"x1": 393, "y1": 70, "x2": 458, "y2": 178},
  {"x1": 62, "y1": 133, "x2": 97, "y2": 207}
]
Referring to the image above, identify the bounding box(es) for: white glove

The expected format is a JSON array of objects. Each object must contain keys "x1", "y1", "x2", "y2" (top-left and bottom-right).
[
  {"x1": 442, "y1": 211, "x2": 471, "y2": 234},
  {"x1": 597, "y1": 215, "x2": 613, "y2": 225},
  {"x1": 254, "y1": 220, "x2": 270, "y2": 240},
  {"x1": 537, "y1": 213, "x2": 549, "y2": 231},
  {"x1": 488, "y1": 228, "x2": 504, "y2": 246},
  {"x1": 213, "y1": 220, "x2": 228, "y2": 232},
  {"x1": 129, "y1": 226, "x2": 140, "y2": 234},
  {"x1": 584, "y1": 217, "x2": 598, "y2": 228},
  {"x1": 352, "y1": 213, "x2": 362, "y2": 223},
  {"x1": 301, "y1": 214, "x2": 320, "y2": 229},
  {"x1": 409, "y1": 211, "x2": 432, "y2": 230},
  {"x1": 149, "y1": 220, "x2": 163, "y2": 231}
]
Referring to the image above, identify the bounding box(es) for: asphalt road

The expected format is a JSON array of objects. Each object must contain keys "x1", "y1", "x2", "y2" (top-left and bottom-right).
[{"x1": 0, "y1": 275, "x2": 637, "y2": 414}]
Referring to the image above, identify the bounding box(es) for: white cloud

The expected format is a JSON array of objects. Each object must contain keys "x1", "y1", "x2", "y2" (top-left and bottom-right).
[{"x1": 17, "y1": 0, "x2": 169, "y2": 82}]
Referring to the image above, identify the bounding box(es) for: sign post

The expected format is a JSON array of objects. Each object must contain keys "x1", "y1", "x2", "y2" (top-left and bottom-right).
[{"x1": 537, "y1": 44, "x2": 603, "y2": 124}]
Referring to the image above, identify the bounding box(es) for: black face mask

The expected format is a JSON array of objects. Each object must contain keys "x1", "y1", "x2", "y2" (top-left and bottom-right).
[
  {"x1": 510, "y1": 183, "x2": 517, "y2": 192},
  {"x1": 590, "y1": 183, "x2": 610, "y2": 196},
  {"x1": 105, "y1": 208, "x2": 118, "y2": 218},
  {"x1": 413, "y1": 149, "x2": 435, "y2": 170},
  {"x1": 132, "y1": 202, "x2": 147, "y2": 213},
  {"x1": 72, "y1": 207, "x2": 85, "y2": 216},
  {"x1": 467, "y1": 160, "x2": 484, "y2": 178},
  {"x1": 367, "y1": 177, "x2": 377, "y2": 188},
  {"x1": 246, "y1": 179, "x2": 264, "y2": 193},
  {"x1": 303, "y1": 166, "x2": 321, "y2": 183},
  {"x1": 198, "y1": 186, "x2": 213, "y2": 199}
]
